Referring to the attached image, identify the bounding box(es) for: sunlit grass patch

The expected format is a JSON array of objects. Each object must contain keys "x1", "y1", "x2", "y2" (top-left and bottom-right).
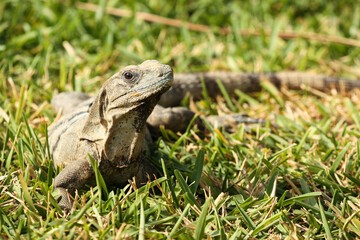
[{"x1": 1, "y1": 0, "x2": 360, "y2": 238}]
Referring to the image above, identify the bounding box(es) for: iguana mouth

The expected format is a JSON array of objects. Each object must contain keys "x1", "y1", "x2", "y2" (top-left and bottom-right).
[{"x1": 129, "y1": 74, "x2": 173, "y2": 95}]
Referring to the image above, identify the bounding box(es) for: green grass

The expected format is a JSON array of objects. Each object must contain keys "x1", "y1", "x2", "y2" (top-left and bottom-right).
[{"x1": 1, "y1": 0, "x2": 360, "y2": 239}]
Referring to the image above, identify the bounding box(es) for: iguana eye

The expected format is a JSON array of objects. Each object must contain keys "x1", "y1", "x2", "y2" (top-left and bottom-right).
[{"x1": 123, "y1": 71, "x2": 135, "y2": 81}]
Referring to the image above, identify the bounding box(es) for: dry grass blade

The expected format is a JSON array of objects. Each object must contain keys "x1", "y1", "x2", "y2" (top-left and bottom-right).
[{"x1": 76, "y1": 2, "x2": 360, "y2": 47}]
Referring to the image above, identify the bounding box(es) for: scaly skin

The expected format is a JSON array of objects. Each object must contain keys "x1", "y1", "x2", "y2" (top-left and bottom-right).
[
  {"x1": 159, "y1": 72, "x2": 360, "y2": 107},
  {"x1": 49, "y1": 60, "x2": 173, "y2": 210}
]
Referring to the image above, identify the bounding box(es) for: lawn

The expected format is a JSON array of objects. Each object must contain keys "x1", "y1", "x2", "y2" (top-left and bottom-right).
[{"x1": 1, "y1": 0, "x2": 360, "y2": 239}]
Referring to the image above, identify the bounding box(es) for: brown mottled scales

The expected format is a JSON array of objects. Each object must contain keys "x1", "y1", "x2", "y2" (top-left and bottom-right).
[{"x1": 159, "y1": 72, "x2": 360, "y2": 107}]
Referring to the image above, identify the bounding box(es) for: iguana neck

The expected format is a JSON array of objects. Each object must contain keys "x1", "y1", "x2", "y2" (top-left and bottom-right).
[
  {"x1": 103, "y1": 96, "x2": 161, "y2": 165},
  {"x1": 102, "y1": 108, "x2": 147, "y2": 166},
  {"x1": 81, "y1": 94, "x2": 159, "y2": 166}
]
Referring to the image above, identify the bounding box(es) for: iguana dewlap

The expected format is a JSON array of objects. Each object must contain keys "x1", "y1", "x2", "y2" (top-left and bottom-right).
[{"x1": 49, "y1": 60, "x2": 173, "y2": 210}]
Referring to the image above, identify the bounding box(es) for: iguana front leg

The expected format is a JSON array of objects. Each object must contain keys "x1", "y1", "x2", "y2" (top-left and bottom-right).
[
  {"x1": 54, "y1": 160, "x2": 94, "y2": 210},
  {"x1": 54, "y1": 157, "x2": 158, "y2": 210}
]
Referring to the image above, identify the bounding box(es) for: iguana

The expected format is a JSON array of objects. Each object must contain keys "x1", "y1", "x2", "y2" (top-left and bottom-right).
[
  {"x1": 49, "y1": 60, "x2": 175, "y2": 210},
  {"x1": 49, "y1": 60, "x2": 259, "y2": 210},
  {"x1": 49, "y1": 60, "x2": 360, "y2": 210}
]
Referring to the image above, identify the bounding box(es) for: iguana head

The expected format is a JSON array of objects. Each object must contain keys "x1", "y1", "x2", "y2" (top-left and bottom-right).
[
  {"x1": 106, "y1": 60, "x2": 173, "y2": 111},
  {"x1": 81, "y1": 60, "x2": 173, "y2": 163}
]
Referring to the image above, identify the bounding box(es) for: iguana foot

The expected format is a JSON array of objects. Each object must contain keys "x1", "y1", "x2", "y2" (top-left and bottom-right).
[
  {"x1": 55, "y1": 187, "x2": 74, "y2": 211},
  {"x1": 54, "y1": 160, "x2": 94, "y2": 210}
]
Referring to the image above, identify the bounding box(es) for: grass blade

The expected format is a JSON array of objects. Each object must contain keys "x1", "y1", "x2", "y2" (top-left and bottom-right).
[
  {"x1": 139, "y1": 197, "x2": 145, "y2": 240},
  {"x1": 330, "y1": 142, "x2": 351, "y2": 174},
  {"x1": 194, "y1": 197, "x2": 211, "y2": 240},
  {"x1": 18, "y1": 173, "x2": 37, "y2": 215},
  {"x1": 14, "y1": 85, "x2": 26, "y2": 124},
  {"x1": 89, "y1": 154, "x2": 108, "y2": 213},
  {"x1": 282, "y1": 192, "x2": 322, "y2": 206},
  {"x1": 251, "y1": 211, "x2": 284, "y2": 236},
  {"x1": 345, "y1": 98, "x2": 360, "y2": 130},
  {"x1": 169, "y1": 204, "x2": 191, "y2": 238},
  {"x1": 200, "y1": 77, "x2": 216, "y2": 114},
  {"x1": 234, "y1": 199, "x2": 256, "y2": 230},
  {"x1": 260, "y1": 81, "x2": 284, "y2": 107},
  {"x1": 216, "y1": 78, "x2": 237, "y2": 112},
  {"x1": 212, "y1": 198, "x2": 226, "y2": 240},
  {"x1": 319, "y1": 199, "x2": 333, "y2": 240},
  {"x1": 235, "y1": 89, "x2": 259, "y2": 105},
  {"x1": 190, "y1": 150, "x2": 204, "y2": 194},
  {"x1": 174, "y1": 170, "x2": 200, "y2": 208},
  {"x1": 295, "y1": 127, "x2": 315, "y2": 155}
]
